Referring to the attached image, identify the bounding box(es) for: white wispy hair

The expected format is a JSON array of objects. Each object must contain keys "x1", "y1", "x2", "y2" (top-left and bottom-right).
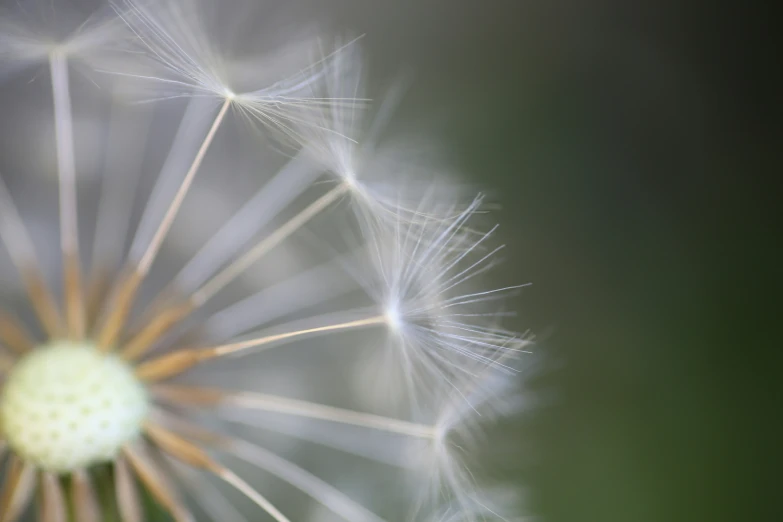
[
  {"x1": 293, "y1": 41, "x2": 469, "y2": 231},
  {"x1": 431, "y1": 370, "x2": 525, "y2": 519},
  {"x1": 345, "y1": 191, "x2": 529, "y2": 411},
  {"x1": 427, "y1": 494, "x2": 534, "y2": 522},
  {"x1": 104, "y1": 0, "x2": 356, "y2": 140},
  {"x1": 0, "y1": 0, "x2": 130, "y2": 80}
]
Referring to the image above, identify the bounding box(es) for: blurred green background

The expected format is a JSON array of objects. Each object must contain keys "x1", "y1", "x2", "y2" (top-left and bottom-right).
[{"x1": 319, "y1": 1, "x2": 779, "y2": 521}]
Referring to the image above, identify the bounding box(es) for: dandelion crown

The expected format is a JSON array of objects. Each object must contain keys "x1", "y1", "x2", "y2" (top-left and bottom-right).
[{"x1": 0, "y1": 0, "x2": 527, "y2": 520}]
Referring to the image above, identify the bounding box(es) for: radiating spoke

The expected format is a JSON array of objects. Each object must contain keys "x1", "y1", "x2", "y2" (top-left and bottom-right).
[
  {"x1": 21, "y1": 270, "x2": 63, "y2": 339},
  {"x1": 0, "y1": 178, "x2": 62, "y2": 337},
  {"x1": 0, "y1": 312, "x2": 33, "y2": 354},
  {"x1": 152, "y1": 410, "x2": 387, "y2": 522},
  {"x1": 137, "y1": 98, "x2": 232, "y2": 278},
  {"x1": 70, "y1": 470, "x2": 101, "y2": 522},
  {"x1": 114, "y1": 456, "x2": 143, "y2": 522},
  {"x1": 50, "y1": 51, "x2": 85, "y2": 340},
  {"x1": 39, "y1": 472, "x2": 67, "y2": 522},
  {"x1": 97, "y1": 98, "x2": 231, "y2": 351},
  {"x1": 144, "y1": 421, "x2": 291, "y2": 522},
  {"x1": 0, "y1": 455, "x2": 35, "y2": 522},
  {"x1": 102, "y1": 143, "x2": 345, "y2": 360},
  {"x1": 192, "y1": 183, "x2": 348, "y2": 306},
  {"x1": 153, "y1": 385, "x2": 436, "y2": 439},
  {"x1": 135, "y1": 314, "x2": 386, "y2": 382},
  {"x1": 122, "y1": 444, "x2": 194, "y2": 522},
  {"x1": 85, "y1": 269, "x2": 111, "y2": 331},
  {"x1": 120, "y1": 301, "x2": 194, "y2": 361},
  {"x1": 209, "y1": 314, "x2": 386, "y2": 357},
  {"x1": 168, "y1": 460, "x2": 248, "y2": 522}
]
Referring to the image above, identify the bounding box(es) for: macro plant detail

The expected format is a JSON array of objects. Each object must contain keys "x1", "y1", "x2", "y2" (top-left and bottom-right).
[{"x1": 0, "y1": 0, "x2": 526, "y2": 521}]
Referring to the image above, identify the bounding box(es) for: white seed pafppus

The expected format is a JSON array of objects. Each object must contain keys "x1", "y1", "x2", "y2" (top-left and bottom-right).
[{"x1": 0, "y1": 341, "x2": 148, "y2": 473}]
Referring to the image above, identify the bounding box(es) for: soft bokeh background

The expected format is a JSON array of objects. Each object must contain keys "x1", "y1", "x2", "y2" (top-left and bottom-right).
[
  {"x1": 2, "y1": 0, "x2": 778, "y2": 521},
  {"x1": 319, "y1": 1, "x2": 777, "y2": 522}
]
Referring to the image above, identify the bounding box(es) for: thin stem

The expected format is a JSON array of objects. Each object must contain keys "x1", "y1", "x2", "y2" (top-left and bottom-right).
[
  {"x1": 0, "y1": 455, "x2": 35, "y2": 522},
  {"x1": 228, "y1": 393, "x2": 438, "y2": 440},
  {"x1": 0, "y1": 178, "x2": 62, "y2": 336},
  {"x1": 210, "y1": 314, "x2": 386, "y2": 357},
  {"x1": 96, "y1": 98, "x2": 231, "y2": 350},
  {"x1": 219, "y1": 470, "x2": 291, "y2": 522},
  {"x1": 50, "y1": 51, "x2": 85, "y2": 339},
  {"x1": 0, "y1": 312, "x2": 34, "y2": 354},
  {"x1": 50, "y1": 51, "x2": 79, "y2": 259},
  {"x1": 122, "y1": 444, "x2": 193, "y2": 522},
  {"x1": 71, "y1": 470, "x2": 101, "y2": 522},
  {"x1": 222, "y1": 438, "x2": 385, "y2": 522},
  {"x1": 120, "y1": 171, "x2": 343, "y2": 361},
  {"x1": 0, "y1": 178, "x2": 37, "y2": 270},
  {"x1": 192, "y1": 183, "x2": 348, "y2": 306},
  {"x1": 114, "y1": 456, "x2": 143, "y2": 522},
  {"x1": 40, "y1": 471, "x2": 67, "y2": 522},
  {"x1": 154, "y1": 384, "x2": 437, "y2": 440},
  {"x1": 138, "y1": 97, "x2": 231, "y2": 276},
  {"x1": 136, "y1": 314, "x2": 387, "y2": 382},
  {"x1": 168, "y1": 461, "x2": 248, "y2": 522},
  {"x1": 151, "y1": 410, "x2": 384, "y2": 522},
  {"x1": 144, "y1": 421, "x2": 290, "y2": 522}
]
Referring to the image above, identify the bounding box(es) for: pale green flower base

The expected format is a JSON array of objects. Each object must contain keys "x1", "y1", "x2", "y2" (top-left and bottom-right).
[{"x1": 0, "y1": 341, "x2": 148, "y2": 473}]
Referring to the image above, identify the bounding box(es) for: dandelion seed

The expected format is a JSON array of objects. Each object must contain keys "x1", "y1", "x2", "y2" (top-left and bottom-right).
[
  {"x1": 0, "y1": 1, "x2": 129, "y2": 81},
  {"x1": 0, "y1": 1, "x2": 525, "y2": 520},
  {"x1": 293, "y1": 41, "x2": 466, "y2": 232}
]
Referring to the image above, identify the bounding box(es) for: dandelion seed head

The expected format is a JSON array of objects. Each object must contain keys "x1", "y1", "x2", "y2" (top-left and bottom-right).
[
  {"x1": 344, "y1": 192, "x2": 524, "y2": 408},
  {"x1": 0, "y1": 0, "x2": 524, "y2": 519},
  {"x1": 0, "y1": 340, "x2": 148, "y2": 472}
]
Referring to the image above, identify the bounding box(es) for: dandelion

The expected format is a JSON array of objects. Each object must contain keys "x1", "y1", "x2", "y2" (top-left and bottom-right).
[{"x1": 0, "y1": 0, "x2": 525, "y2": 520}]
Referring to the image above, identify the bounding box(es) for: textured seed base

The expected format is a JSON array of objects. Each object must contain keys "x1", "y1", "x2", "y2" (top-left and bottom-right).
[{"x1": 0, "y1": 341, "x2": 148, "y2": 472}]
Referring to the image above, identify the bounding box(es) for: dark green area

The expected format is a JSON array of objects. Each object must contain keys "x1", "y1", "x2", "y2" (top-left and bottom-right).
[{"x1": 333, "y1": 1, "x2": 779, "y2": 521}]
